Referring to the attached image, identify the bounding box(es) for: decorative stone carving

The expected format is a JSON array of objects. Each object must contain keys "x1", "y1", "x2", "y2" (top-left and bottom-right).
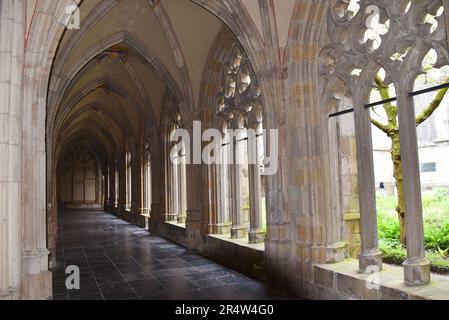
[
  {"x1": 320, "y1": 0, "x2": 447, "y2": 285},
  {"x1": 215, "y1": 44, "x2": 265, "y2": 243},
  {"x1": 320, "y1": 0, "x2": 448, "y2": 91},
  {"x1": 216, "y1": 45, "x2": 262, "y2": 129}
]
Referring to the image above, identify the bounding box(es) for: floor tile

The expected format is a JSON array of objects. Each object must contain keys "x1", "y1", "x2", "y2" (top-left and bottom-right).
[{"x1": 52, "y1": 210, "x2": 280, "y2": 300}]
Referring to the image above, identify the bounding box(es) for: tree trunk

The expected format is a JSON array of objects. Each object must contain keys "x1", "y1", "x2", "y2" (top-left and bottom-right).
[{"x1": 390, "y1": 133, "x2": 406, "y2": 245}]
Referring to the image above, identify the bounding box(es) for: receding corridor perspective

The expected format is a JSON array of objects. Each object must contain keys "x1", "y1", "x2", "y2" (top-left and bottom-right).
[
  {"x1": 52, "y1": 210, "x2": 276, "y2": 300},
  {"x1": 2, "y1": 0, "x2": 449, "y2": 301}
]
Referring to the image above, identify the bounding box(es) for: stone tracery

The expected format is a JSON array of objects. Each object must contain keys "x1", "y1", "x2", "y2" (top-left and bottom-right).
[
  {"x1": 3, "y1": 0, "x2": 449, "y2": 301},
  {"x1": 320, "y1": 0, "x2": 449, "y2": 285},
  {"x1": 214, "y1": 43, "x2": 266, "y2": 243}
]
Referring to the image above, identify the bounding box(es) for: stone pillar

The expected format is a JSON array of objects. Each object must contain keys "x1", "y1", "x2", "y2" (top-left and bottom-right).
[
  {"x1": 248, "y1": 132, "x2": 265, "y2": 243},
  {"x1": 230, "y1": 139, "x2": 247, "y2": 239},
  {"x1": 103, "y1": 165, "x2": 109, "y2": 210},
  {"x1": 119, "y1": 158, "x2": 126, "y2": 216},
  {"x1": 170, "y1": 153, "x2": 179, "y2": 222},
  {"x1": 177, "y1": 158, "x2": 187, "y2": 223},
  {"x1": 397, "y1": 92, "x2": 430, "y2": 286},
  {"x1": 141, "y1": 158, "x2": 152, "y2": 216},
  {"x1": 108, "y1": 163, "x2": 115, "y2": 211},
  {"x1": 353, "y1": 92, "x2": 382, "y2": 273},
  {"x1": 185, "y1": 165, "x2": 202, "y2": 250},
  {"x1": 163, "y1": 159, "x2": 171, "y2": 221},
  {"x1": 149, "y1": 148, "x2": 164, "y2": 230},
  {"x1": 21, "y1": 0, "x2": 53, "y2": 299},
  {"x1": 0, "y1": 0, "x2": 24, "y2": 300},
  {"x1": 131, "y1": 144, "x2": 142, "y2": 216},
  {"x1": 323, "y1": 116, "x2": 347, "y2": 262},
  {"x1": 215, "y1": 146, "x2": 231, "y2": 234},
  {"x1": 48, "y1": 171, "x2": 58, "y2": 269}
]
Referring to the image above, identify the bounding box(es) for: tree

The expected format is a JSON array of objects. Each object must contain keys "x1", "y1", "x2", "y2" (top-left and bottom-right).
[{"x1": 371, "y1": 74, "x2": 449, "y2": 245}]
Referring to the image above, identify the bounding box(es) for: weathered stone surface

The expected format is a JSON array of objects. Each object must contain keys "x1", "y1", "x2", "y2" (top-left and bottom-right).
[{"x1": 1, "y1": 0, "x2": 448, "y2": 300}]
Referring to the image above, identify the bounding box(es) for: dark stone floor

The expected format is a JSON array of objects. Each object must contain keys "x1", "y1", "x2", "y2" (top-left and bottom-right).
[{"x1": 51, "y1": 210, "x2": 288, "y2": 300}]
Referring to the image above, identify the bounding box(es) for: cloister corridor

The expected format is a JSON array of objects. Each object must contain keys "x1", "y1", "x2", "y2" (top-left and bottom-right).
[
  {"x1": 52, "y1": 210, "x2": 278, "y2": 300},
  {"x1": 3, "y1": 0, "x2": 449, "y2": 301}
]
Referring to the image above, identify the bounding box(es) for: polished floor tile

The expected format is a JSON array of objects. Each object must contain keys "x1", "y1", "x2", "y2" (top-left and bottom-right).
[{"x1": 51, "y1": 210, "x2": 290, "y2": 300}]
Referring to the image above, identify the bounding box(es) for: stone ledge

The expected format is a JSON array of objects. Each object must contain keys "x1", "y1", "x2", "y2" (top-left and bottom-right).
[
  {"x1": 344, "y1": 213, "x2": 360, "y2": 221},
  {"x1": 208, "y1": 233, "x2": 265, "y2": 252},
  {"x1": 158, "y1": 221, "x2": 188, "y2": 248},
  {"x1": 0, "y1": 288, "x2": 19, "y2": 300},
  {"x1": 165, "y1": 221, "x2": 186, "y2": 229},
  {"x1": 203, "y1": 234, "x2": 265, "y2": 281},
  {"x1": 314, "y1": 259, "x2": 449, "y2": 300},
  {"x1": 157, "y1": 223, "x2": 265, "y2": 281}
]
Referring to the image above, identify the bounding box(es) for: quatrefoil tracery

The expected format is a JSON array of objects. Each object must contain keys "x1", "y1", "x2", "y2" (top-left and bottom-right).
[
  {"x1": 216, "y1": 45, "x2": 262, "y2": 128},
  {"x1": 320, "y1": 0, "x2": 449, "y2": 109}
]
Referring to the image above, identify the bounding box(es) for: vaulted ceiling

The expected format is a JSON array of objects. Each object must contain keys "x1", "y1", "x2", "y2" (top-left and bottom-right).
[{"x1": 50, "y1": 0, "x2": 225, "y2": 161}]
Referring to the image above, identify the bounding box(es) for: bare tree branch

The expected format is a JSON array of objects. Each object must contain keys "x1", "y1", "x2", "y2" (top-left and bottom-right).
[
  {"x1": 416, "y1": 82, "x2": 449, "y2": 126},
  {"x1": 371, "y1": 118, "x2": 389, "y2": 134}
]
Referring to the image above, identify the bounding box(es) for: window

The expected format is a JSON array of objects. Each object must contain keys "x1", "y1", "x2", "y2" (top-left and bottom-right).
[
  {"x1": 106, "y1": 165, "x2": 110, "y2": 205},
  {"x1": 420, "y1": 162, "x2": 437, "y2": 173},
  {"x1": 215, "y1": 45, "x2": 266, "y2": 244},
  {"x1": 114, "y1": 160, "x2": 119, "y2": 208},
  {"x1": 143, "y1": 136, "x2": 152, "y2": 215},
  {"x1": 57, "y1": 145, "x2": 99, "y2": 207},
  {"x1": 168, "y1": 112, "x2": 187, "y2": 224},
  {"x1": 125, "y1": 146, "x2": 132, "y2": 211},
  {"x1": 318, "y1": 0, "x2": 446, "y2": 283}
]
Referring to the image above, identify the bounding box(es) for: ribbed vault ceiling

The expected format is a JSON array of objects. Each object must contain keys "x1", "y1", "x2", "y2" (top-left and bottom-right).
[{"x1": 51, "y1": 0, "x2": 225, "y2": 161}]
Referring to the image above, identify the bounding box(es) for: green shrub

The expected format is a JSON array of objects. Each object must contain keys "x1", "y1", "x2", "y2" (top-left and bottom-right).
[
  {"x1": 379, "y1": 240, "x2": 406, "y2": 264},
  {"x1": 380, "y1": 240, "x2": 449, "y2": 274},
  {"x1": 376, "y1": 188, "x2": 449, "y2": 273},
  {"x1": 426, "y1": 251, "x2": 449, "y2": 274},
  {"x1": 424, "y1": 222, "x2": 449, "y2": 251},
  {"x1": 378, "y1": 212, "x2": 400, "y2": 243}
]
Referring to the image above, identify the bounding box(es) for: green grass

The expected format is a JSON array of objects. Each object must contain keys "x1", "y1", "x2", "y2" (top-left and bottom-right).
[{"x1": 377, "y1": 188, "x2": 449, "y2": 273}]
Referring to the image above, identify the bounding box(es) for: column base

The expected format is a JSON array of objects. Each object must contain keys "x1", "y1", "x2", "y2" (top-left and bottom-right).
[
  {"x1": 403, "y1": 258, "x2": 431, "y2": 286},
  {"x1": 165, "y1": 213, "x2": 178, "y2": 222},
  {"x1": 359, "y1": 249, "x2": 382, "y2": 273},
  {"x1": 177, "y1": 215, "x2": 187, "y2": 224},
  {"x1": 249, "y1": 229, "x2": 265, "y2": 244},
  {"x1": 215, "y1": 223, "x2": 232, "y2": 235},
  {"x1": 325, "y1": 242, "x2": 347, "y2": 263},
  {"x1": 21, "y1": 270, "x2": 52, "y2": 300},
  {"x1": 231, "y1": 225, "x2": 247, "y2": 239}
]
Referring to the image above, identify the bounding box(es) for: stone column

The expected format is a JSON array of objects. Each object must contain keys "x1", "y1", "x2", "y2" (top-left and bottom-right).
[
  {"x1": 131, "y1": 143, "x2": 142, "y2": 217},
  {"x1": 397, "y1": 92, "x2": 430, "y2": 286},
  {"x1": 323, "y1": 115, "x2": 347, "y2": 262},
  {"x1": 148, "y1": 146, "x2": 164, "y2": 231},
  {"x1": 108, "y1": 163, "x2": 115, "y2": 211},
  {"x1": 230, "y1": 139, "x2": 247, "y2": 238},
  {"x1": 103, "y1": 165, "x2": 109, "y2": 210},
  {"x1": 248, "y1": 131, "x2": 265, "y2": 243},
  {"x1": 21, "y1": 0, "x2": 53, "y2": 299},
  {"x1": 0, "y1": 0, "x2": 24, "y2": 300},
  {"x1": 215, "y1": 145, "x2": 231, "y2": 234},
  {"x1": 353, "y1": 92, "x2": 382, "y2": 273},
  {"x1": 177, "y1": 158, "x2": 187, "y2": 223},
  {"x1": 171, "y1": 153, "x2": 179, "y2": 222},
  {"x1": 142, "y1": 163, "x2": 152, "y2": 215},
  {"x1": 119, "y1": 158, "x2": 126, "y2": 216},
  {"x1": 185, "y1": 161, "x2": 202, "y2": 250}
]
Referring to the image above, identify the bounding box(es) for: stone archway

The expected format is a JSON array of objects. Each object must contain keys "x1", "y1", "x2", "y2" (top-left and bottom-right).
[{"x1": 19, "y1": 0, "x2": 283, "y2": 300}]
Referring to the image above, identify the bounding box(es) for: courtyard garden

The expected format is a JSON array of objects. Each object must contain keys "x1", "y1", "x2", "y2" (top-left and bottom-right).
[{"x1": 377, "y1": 188, "x2": 449, "y2": 273}]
